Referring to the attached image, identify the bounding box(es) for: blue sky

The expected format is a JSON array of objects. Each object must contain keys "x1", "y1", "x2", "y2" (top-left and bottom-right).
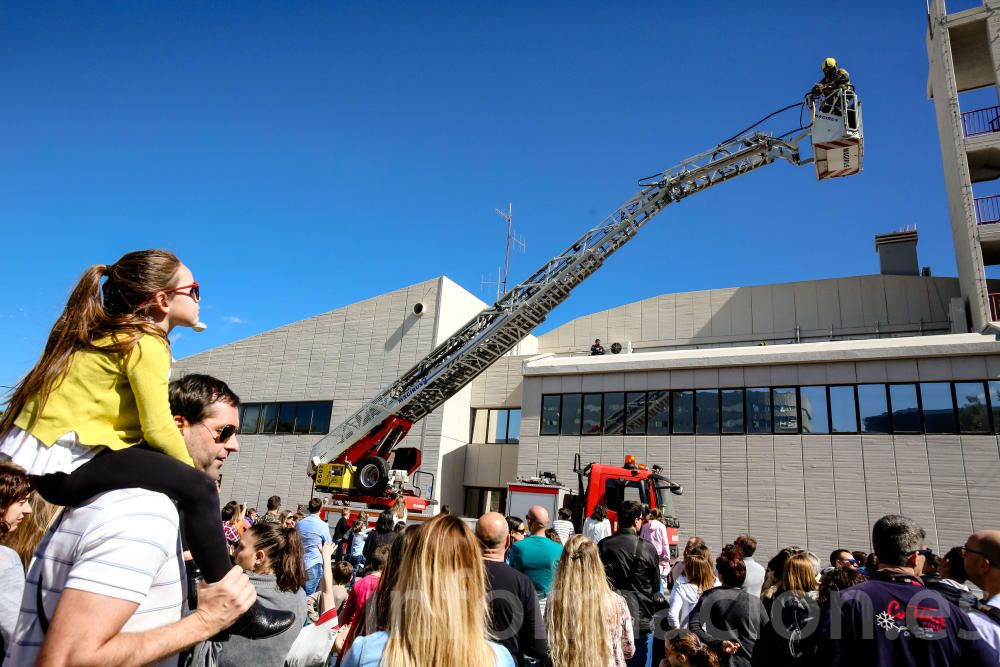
[{"x1": 1, "y1": 0, "x2": 995, "y2": 388}]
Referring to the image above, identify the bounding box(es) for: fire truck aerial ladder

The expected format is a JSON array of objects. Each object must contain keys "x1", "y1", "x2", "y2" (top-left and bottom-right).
[{"x1": 311, "y1": 88, "x2": 864, "y2": 509}]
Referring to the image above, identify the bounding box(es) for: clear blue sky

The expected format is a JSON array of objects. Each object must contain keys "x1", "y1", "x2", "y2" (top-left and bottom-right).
[{"x1": 1, "y1": 0, "x2": 995, "y2": 388}]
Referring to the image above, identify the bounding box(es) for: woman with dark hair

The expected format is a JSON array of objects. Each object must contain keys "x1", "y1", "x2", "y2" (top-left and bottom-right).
[
  {"x1": 362, "y1": 510, "x2": 397, "y2": 564},
  {"x1": 0, "y1": 462, "x2": 33, "y2": 652},
  {"x1": 665, "y1": 629, "x2": 721, "y2": 667},
  {"x1": 217, "y1": 522, "x2": 308, "y2": 666},
  {"x1": 923, "y1": 546, "x2": 979, "y2": 608},
  {"x1": 583, "y1": 504, "x2": 611, "y2": 543},
  {"x1": 688, "y1": 551, "x2": 768, "y2": 667}
]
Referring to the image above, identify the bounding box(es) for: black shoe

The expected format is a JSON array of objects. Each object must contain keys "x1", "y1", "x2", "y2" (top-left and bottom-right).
[{"x1": 223, "y1": 600, "x2": 296, "y2": 640}]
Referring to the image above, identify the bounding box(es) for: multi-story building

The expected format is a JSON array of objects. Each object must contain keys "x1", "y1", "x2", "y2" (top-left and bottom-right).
[{"x1": 174, "y1": 0, "x2": 1000, "y2": 560}]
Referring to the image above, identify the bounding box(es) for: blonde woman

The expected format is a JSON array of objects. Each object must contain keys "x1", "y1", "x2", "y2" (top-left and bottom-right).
[
  {"x1": 340, "y1": 513, "x2": 514, "y2": 667},
  {"x1": 547, "y1": 535, "x2": 635, "y2": 667},
  {"x1": 667, "y1": 554, "x2": 717, "y2": 629},
  {"x1": 390, "y1": 496, "x2": 407, "y2": 527}
]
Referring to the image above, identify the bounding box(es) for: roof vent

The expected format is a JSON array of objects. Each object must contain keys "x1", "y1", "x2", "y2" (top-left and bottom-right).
[{"x1": 875, "y1": 227, "x2": 919, "y2": 276}]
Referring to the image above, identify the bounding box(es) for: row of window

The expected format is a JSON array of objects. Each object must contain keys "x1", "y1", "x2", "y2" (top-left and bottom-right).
[
  {"x1": 540, "y1": 381, "x2": 1000, "y2": 436},
  {"x1": 470, "y1": 408, "x2": 521, "y2": 444},
  {"x1": 238, "y1": 401, "x2": 333, "y2": 435}
]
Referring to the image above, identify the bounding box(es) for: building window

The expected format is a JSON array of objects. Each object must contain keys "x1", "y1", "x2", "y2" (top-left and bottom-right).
[
  {"x1": 990, "y1": 381, "x2": 1000, "y2": 434},
  {"x1": 464, "y1": 487, "x2": 506, "y2": 518},
  {"x1": 561, "y1": 394, "x2": 583, "y2": 435},
  {"x1": 921, "y1": 382, "x2": 956, "y2": 433},
  {"x1": 540, "y1": 396, "x2": 560, "y2": 435},
  {"x1": 648, "y1": 390, "x2": 670, "y2": 434},
  {"x1": 800, "y1": 386, "x2": 829, "y2": 435},
  {"x1": 858, "y1": 384, "x2": 889, "y2": 434},
  {"x1": 695, "y1": 390, "x2": 720, "y2": 435},
  {"x1": 582, "y1": 394, "x2": 603, "y2": 435},
  {"x1": 955, "y1": 381, "x2": 990, "y2": 434},
  {"x1": 625, "y1": 392, "x2": 647, "y2": 435},
  {"x1": 237, "y1": 401, "x2": 333, "y2": 435},
  {"x1": 888, "y1": 384, "x2": 920, "y2": 433},
  {"x1": 672, "y1": 391, "x2": 694, "y2": 434},
  {"x1": 746, "y1": 388, "x2": 772, "y2": 434},
  {"x1": 604, "y1": 392, "x2": 626, "y2": 435},
  {"x1": 829, "y1": 386, "x2": 858, "y2": 433},
  {"x1": 473, "y1": 408, "x2": 521, "y2": 443},
  {"x1": 721, "y1": 389, "x2": 744, "y2": 434},
  {"x1": 772, "y1": 387, "x2": 799, "y2": 434}
]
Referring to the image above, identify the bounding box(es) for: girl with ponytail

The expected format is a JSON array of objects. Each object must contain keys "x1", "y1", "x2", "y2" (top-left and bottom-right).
[
  {"x1": 665, "y1": 629, "x2": 721, "y2": 667},
  {"x1": 0, "y1": 250, "x2": 292, "y2": 639},
  {"x1": 223, "y1": 522, "x2": 308, "y2": 666}
]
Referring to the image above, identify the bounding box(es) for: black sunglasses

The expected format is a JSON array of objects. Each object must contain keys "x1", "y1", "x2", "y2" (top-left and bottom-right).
[{"x1": 197, "y1": 422, "x2": 238, "y2": 443}]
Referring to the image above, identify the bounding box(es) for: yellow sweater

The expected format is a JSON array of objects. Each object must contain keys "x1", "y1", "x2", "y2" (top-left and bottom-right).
[{"x1": 14, "y1": 334, "x2": 194, "y2": 466}]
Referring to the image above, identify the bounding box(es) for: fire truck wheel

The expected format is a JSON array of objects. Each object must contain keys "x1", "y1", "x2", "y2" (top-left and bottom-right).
[{"x1": 356, "y1": 456, "x2": 390, "y2": 496}]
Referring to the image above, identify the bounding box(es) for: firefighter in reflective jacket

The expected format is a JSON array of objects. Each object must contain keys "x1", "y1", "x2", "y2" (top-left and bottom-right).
[{"x1": 812, "y1": 57, "x2": 852, "y2": 115}]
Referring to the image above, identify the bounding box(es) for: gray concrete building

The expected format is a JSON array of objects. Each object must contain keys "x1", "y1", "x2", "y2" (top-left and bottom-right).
[{"x1": 173, "y1": 0, "x2": 1000, "y2": 562}]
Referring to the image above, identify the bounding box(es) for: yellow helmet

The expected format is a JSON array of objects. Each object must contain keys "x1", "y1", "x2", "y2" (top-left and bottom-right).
[{"x1": 823, "y1": 57, "x2": 837, "y2": 71}]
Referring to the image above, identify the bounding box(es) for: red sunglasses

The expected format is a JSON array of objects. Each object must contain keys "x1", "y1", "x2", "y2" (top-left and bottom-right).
[{"x1": 164, "y1": 282, "x2": 201, "y2": 302}]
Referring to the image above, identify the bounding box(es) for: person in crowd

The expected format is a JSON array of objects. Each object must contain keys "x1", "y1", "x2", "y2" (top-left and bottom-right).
[
  {"x1": 507, "y1": 515, "x2": 527, "y2": 563},
  {"x1": 362, "y1": 509, "x2": 398, "y2": 566},
  {"x1": 236, "y1": 503, "x2": 251, "y2": 535},
  {"x1": 222, "y1": 501, "x2": 242, "y2": 560},
  {"x1": 307, "y1": 542, "x2": 353, "y2": 622},
  {"x1": 584, "y1": 504, "x2": 612, "y2": 544},
  {"x1": 0, "y1": 462, "x2": 33, "y2": 653},
  {"x1": 591, "y1": 338, "x2": 606, "y2": 356},
  {"x1": 392, "y1": 521, "x2": 406, "y2": 533},
  {"x1": 599, "y1": 500, "x2": 660, "y2": 667},
  {"x1": 962, "y1": 530, "x2": 1000, "y2": 656},
  {"x1": 762, "y1": 553, "x2": 818, "y2": 614},
  {"x1": 439, "y1": 505, "x2": 451, "y2": 514},
  {"x1": 862, "y1": 552, "x2": 878, "y2": 575},
  {"x1": 760, "y1": 547, "x2": 798, "y2": 604},
  {"x1": 828, "y1": 515, "x2": 998, "y2": 666},
  {"x1": 830, "y1": 549, "x2": 857, "y2": 571},
  {"x1": 332, "y1": 511, "x2": 353, "y2": 560},
  {"x1": 751, "y1": 553, "x2": 821, "y2": 666},
  {"x1": 689, "y1": 550, "x2": 768, "y2": 667},
  {"x1": 340, "y1": 544, "x2": 390, "y2": 631},
  {"x1": 245, "y1": 507, "x2": 257, "y2": 525},
  {"x1": 851, "y1": 550, "x2": 867, "y2": 566},
  {"x1": 4, "y1": 373, "x2": 276, "y2": 666},
  {"x1": 0, "y1": 252, "x2": 290, "y2": 639},
  {"x1": 923, "y1": 545, "x2": 978, "y2": 608},
  {"x1": 341, "y1": 513, "x2": 514, "y2": 667},
  {"x1": 476, "y1": 511, "x2": 547, "y2": 666},
  {"x1": 211, "y1": 522, "x2": 308, "y2": 667},
  {"x1": 640, "y1": 508, "x2": 670, "y2": 586},
  {"x1": 546, "y1": 527, "x2": 563, "y2": 543},
  {"x1": 817, "y1": 566, "x2": 866, "y2": 611},
  {"x1": 552, "y1": 506, "x2": 575, "y2": 545},
  {"x1": 390, "y1": 496, "x2": 407, "y2": 527},
  {"x1": 668, "y1": 536, "x2": 707, "y2": 590},
  {"x1": 2, "y1": 490, "x2": 59, "y2": 572},
  {"x1": 509, "y1": 505, "x2": 564, "y2": 613},
  {"x1": 347, "y1": 518, "x2": 370, "y2": 571},
  {"x1": 923, "y1": 552, "x2": 942, "y2": 576},
  {"x1": 665, "y1": 629, "x2": 721, "y2": 667},
  {"x1": 668, "y1": 554, "x2": 717, "y2": 630},
  {"x1": 297, "y1": 497, "x2": 332, "y2": 596},
  {"x1": 733, "y1": 535, "x2": 765, "y2": 597},
  {"x1": 549, "y1": 534, "x2": 634, "y2": 667},
  {"x1": 260, "y1": 495, "x2": 282, "y2": 525},
  {"x1": 280, "y1": 509, "x2": 297, "y2": 528}
]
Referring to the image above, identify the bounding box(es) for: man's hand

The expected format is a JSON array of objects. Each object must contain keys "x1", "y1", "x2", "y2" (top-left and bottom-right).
[
  {"x1": 192, "y1": 565, "x2": 256, "y2": 635},
  {"x1": 721, "y1": 640, "x2": 741, "y2": 655}
]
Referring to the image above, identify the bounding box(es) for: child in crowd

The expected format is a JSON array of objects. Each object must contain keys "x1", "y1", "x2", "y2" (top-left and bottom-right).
[
  {"x1": 0, "y1": 250, "x2": 291, "y2": 638},
  {"x1": 347, "y1": 518, "x2": 370, "y2": 572}
]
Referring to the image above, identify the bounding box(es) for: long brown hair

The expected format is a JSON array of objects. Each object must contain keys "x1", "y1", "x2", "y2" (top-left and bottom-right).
[
  {"x1": 4, "y1": 492, "x2": 60, "y2": 568},
  {"x1": 547, "y1": 535, "x2": 620, "y2": 667},
  {"x1": 781, "y1": 553, "x2": 819, "y2": 595},
  {"x1": 0, "y1": 462, "x2": 33, "y2": 536},
  {"x1": 247, "y1": 522, "x2": 307, "y2": 592},
  {"x1": 382, "y1": 514, "x2": 495, "y2": 667},
  {"x1": 684, "y1": 554, "x2": 716, "y2": 593},
  {"x1": 0, "y1": 250, "x2": 181, "y2": 438}
]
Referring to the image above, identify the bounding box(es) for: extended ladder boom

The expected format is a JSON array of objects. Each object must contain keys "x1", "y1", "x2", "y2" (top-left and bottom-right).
[{"x1": 310, "y1": 129, "x2": 809, "y2": 467}]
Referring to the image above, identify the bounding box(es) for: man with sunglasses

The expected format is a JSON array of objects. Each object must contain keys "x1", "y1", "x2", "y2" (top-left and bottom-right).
[
  {"x1": 829, "y1": 515, "x2": 998, "y2": 667},
  {"x1": 963, "y1": 531, "x2": 1000, "y2": 655},
  {"x1": 5, "y1": 374, "x2": 251, "y2": 667}
]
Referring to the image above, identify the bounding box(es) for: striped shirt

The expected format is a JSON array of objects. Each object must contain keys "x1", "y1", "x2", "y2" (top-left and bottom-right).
[{"x1": 4, "y1": 489, "x2": 185, "y2": 667}]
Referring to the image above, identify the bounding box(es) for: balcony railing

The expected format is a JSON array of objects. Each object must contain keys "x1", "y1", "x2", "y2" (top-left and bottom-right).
[
  {"x1": 962, "y1": 105, "x2": 1000, "y2": 137},
  {"x1": 991, "y1": 293, "x2": 1000, "y2": 321},
  {"x1": 975, "y1": 195, "x2": 1000, "y2": 225}
]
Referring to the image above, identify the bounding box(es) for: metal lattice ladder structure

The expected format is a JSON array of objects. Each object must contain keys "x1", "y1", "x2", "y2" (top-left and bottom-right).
[{"x1": 310, "y1": 129, "x2": 810, "y2": 467}]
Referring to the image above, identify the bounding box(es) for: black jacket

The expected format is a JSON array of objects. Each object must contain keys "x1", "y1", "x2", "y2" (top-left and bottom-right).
[
  {"x1": 362, "y1": 529, "x2": 397, "y2": 563},
  {"x1": 751, "y1": 593, "x2": 819, "y2": 667},
  {"x1": 484, "y1": 559, "x2": 547, "y2": 666},
  {"x1": 598, "y1": 529, "x2": 660, "y2": 637},
  {"x1": 689, "y1": 587, "x2": 768, "y2": 667}
]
